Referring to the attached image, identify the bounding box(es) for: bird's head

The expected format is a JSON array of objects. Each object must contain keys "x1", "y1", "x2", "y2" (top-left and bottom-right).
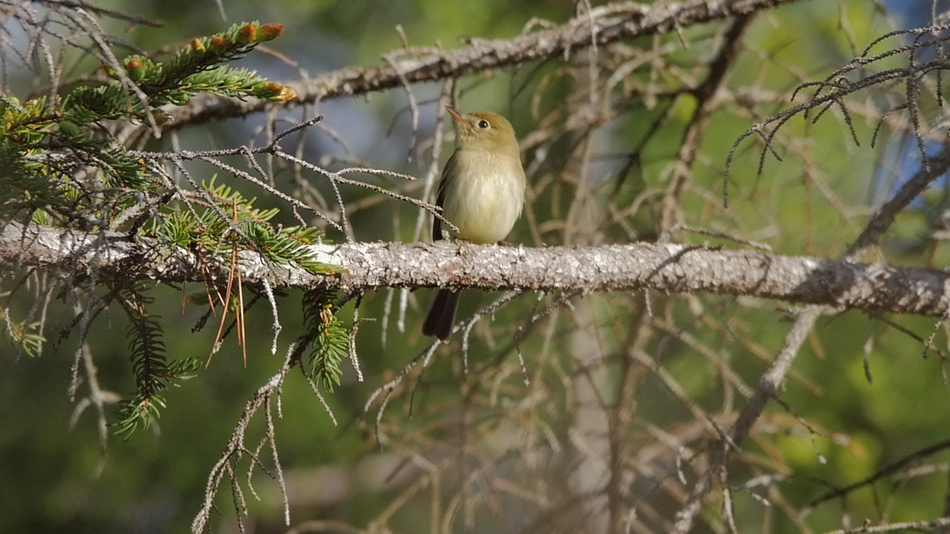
[{"x1": 446, "y1": 107, "x2": 518, "y2": 156}]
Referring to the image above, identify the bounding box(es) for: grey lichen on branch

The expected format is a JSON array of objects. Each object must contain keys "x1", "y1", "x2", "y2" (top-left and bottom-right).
[
  {"x1": 167, "y1": 0, "x2": 804, "y2": 129},
  {"x1": 3, "y1": 221, "x2": 948, "y2": 317}
]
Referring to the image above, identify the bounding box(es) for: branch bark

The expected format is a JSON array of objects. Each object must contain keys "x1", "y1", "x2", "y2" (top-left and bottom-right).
[
  {"x1": 4, "y1": 220, "x2": 948, "y2": 317},
  {"x1": 166, "y1": 0, "x2": 803, "y2": 129}
]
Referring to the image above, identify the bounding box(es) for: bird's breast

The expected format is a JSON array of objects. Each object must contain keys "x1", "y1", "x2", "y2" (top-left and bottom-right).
[{"x1": 442, "y1": 151, "x2": 525, "y2": 244}]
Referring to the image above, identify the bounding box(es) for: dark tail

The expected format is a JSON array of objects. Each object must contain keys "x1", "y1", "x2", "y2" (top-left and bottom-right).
[{"x1": 422, "y1": 289, "x2": 460, "y2": 341}]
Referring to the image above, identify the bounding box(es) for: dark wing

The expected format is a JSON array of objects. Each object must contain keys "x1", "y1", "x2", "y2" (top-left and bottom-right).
[{"x1": 433, "y1": 150, "x2": 457, "y2": 242}]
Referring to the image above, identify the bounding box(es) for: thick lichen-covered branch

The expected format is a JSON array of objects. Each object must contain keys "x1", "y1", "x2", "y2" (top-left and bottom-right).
[{"x1": 4, "y1": 221, "x2": 949, "y2": 317}]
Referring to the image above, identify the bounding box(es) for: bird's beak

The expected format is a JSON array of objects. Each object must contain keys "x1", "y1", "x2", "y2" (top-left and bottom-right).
[{"x1": 446, "y1": 107, "x2": 463, "y2": 123}]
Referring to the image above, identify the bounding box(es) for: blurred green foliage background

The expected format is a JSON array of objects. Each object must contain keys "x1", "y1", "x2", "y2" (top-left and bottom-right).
[{"x1": 4, "y1": 0, "x2": 950, "y2": 533}]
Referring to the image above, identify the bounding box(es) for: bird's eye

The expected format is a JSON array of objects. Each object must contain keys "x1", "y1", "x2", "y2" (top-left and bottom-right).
[{"x1": 477, "y1": 120, "x2": 490, "y2": 129}]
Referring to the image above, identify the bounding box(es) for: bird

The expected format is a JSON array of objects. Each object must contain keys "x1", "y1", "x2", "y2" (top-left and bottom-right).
[{"x1": 422, "y1": 107, "x2": 526, "y2": 341}]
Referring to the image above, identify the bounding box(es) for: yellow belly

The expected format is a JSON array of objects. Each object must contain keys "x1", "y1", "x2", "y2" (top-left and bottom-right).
[{"x1": 442, "y1": 152, "x2": 525, "y2": 244}]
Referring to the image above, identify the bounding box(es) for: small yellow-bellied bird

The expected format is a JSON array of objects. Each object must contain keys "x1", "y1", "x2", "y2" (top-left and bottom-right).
[{"x1": 423, "y1": 107, "x2": 526, "y2": 340}]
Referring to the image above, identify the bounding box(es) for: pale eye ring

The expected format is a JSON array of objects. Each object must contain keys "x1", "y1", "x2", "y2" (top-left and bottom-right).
[{"x1": 477, "y1": 120, "x2": 490, "y2": 129}]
